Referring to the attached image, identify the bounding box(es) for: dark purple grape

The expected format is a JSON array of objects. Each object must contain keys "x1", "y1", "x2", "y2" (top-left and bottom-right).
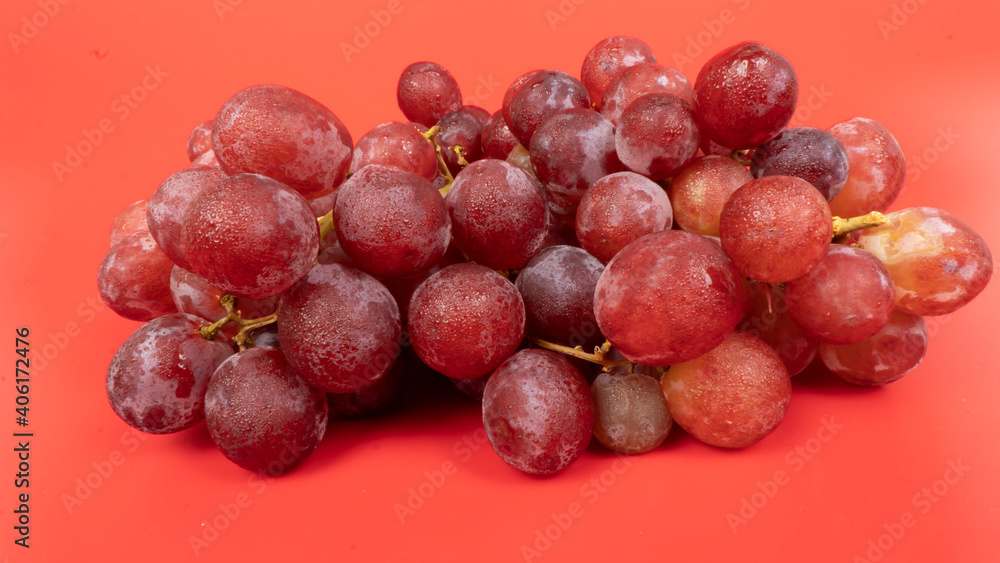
[
  {"x1": 580, "y1": 35, "x2": 656, "y2": 109},
  {"x1": 278, "y1": 262, "x2": 401, "y2": 393},
  {"x1": 750, "y1": 127, "x2": 849, "y2": 201},
  {"x1": 615, "y1": 93, "x2": 699, "y2": 180},
  {"x1": 529, "y1": 108, "x2": 622, "y2": 214},
  {"x1": 98, "y1": 232, "x2": 178, "y2": 322},
  {"x1": 182, "y1": 173, "x2": 319, "y2": 299},
  {"x1": 482, "y1": 349, "x2": 594, "y2": 475},
  {"x1": 408, "y1": 264, "x2": 525, "y2": 379},
  {"x1": 205, "y1": 346, "x2": 328, "y2": 475},
  {"x1": 695, "y1": 41, "x2": 798, "y2": 149},
  {"x1": 594, "y1": 230, "x2": 744, "y2": 366},
  {"x1": 436, "y1": 109, "x2": 485, "y2": 176},
  {"x1": 396, "y1": 61, "x2": 463, "y2": 128},
  {"x1": 349, "y1": 121, "x2": 439, "y2": 181},
  {"x1": 107, "y1": 313, "x2": 234, "y2": 433},
  {"x1": 719, "y1": 175, "x2": 833, "y2": 283},
  {"x1": 212, "y1": 84, "x2": 353, "y2": 200},
  {"x1": 333, "y1": 165, "x2": 450, "y2": 279},
  {"x1": 514, "y1": 245, "x2": 605, "y2": 350}
]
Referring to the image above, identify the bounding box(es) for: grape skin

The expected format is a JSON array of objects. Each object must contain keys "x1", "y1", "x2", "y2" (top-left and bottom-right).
[
  {"x1": 591, "y1": 371, "x2": 672, "y2": 455},
  {"x1": 277, "y1": 262, "x2": 402, "y2": 393},
  {"x1": 349, "y1": 121, "x2": 439, "y2": 181},
  {"x1": 110, "y1": 200, "x2": 149, "y2": 247},
  {"x1": 212, "y1": 84, "x2": 353, "y2": 200},
  {"x1": 107, "y1": 314, "x2": 234, "y2": 434},
  {"x1": 408, "y1": 264, "x2": 525, "y2": 379},
  {"x1": 575, "y1": 171, "x2": 673, "y2": 264},
  {"x1": 615, "y1": 93, "x2": 700, "y2": 180},
  {"x1": 98, "y1": 231, "x2": 178, "y2": 322},
  {"x1": 600, "y1": 62, "x2": 694, "y2": 126},
  {"x1": 205, "y1": 346, "x2": 328, "y2": 475},
  {"x1": 819, "y1": 310, "x2": 927, "y2": 386},
  {"x1": 506, "y1": 70, "x2": 591, "y2": 147},
  {"x1": 580, "y1": 35, "x2": 657, "y2": 109},
  {"x1": 482, "y1": 349, "x2": 594, "y2": 475},
  {"x1": 750, "y1": 127, "x2": 849, "y2": 202},
  {"x1": 827, "y1": 117, "x2": 906, "y2": 217},
  {"x1": 668, "y1": 155, "x2": 752, "y2": 237},
  {"x1": 396, "y1": 61, "x2": 463, "y2": 128},
  {"x1": 481, "y1": 110, "x2": 519, "y2": 160},
  {"x1": 737, "y1": 283, "x2": 817, "y2": 376},
  {"x1": 147, "y1": 167, "x2": 226, "y2": 271},
  {"x1": 186, "y1": 120, "x2": 213, "y2": 161},
  {"x1": 182, "y1": 173, "x2": 320, "y2": 299},
  {"x1": 594, "y1": 230, "x2": 744, "y2": 366},
  {"x1": 855, "y1": 207, "x2": 993, "y2": 316}
]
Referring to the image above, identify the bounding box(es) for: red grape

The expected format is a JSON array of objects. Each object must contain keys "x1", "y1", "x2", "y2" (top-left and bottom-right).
[
  {"x1": 738, "y1": 283, "x2": 817, "y2": 376},
  {"x1": 601, "y1": 62, "x2": 694, "y2": 126},
  {"x1": 668, "y1": 155, "x2": 752, "y2": 236},
  {"x1": 98, "y1": 232, "x2": 178, "y2": 322},
  {"x1": 205, "y1": 346, "x2": 328, "y2": 475},
  {"x1": 396, "y1": 61, "x2": 463, "y2": 128},
  {"x1": 819, "y1": 310, "x2": 928, "y2": 386},
  {"x1": 615, "y1": 93, "x2": 699, "y2": 180},
  {"x1": 408, "y1": 264, "x2": 525, "y2": 379},
  {"x1": 349, "y1": 121, "x2": 438, "y2": 181},
  {"x1": 580, "y1": 35, "x2": 656, "y2": 109},
  {"x1": 147, "y1": 167, "x2": 226, "y2": 271},
  {"x1": 481, "y1": 110, "x2": 519, "y2": 160},
  {"x1": 482, "y1": 349, "x2": 594, "y2": 475},
  {"x1": 575, "y1": 171, "x2": 673, "y2": 264},
  {"x1": 110, "y1": 200, "x2": 149, "y2": 247},
  {"x1": 107, "y1": 313, "x2": 234, "y2": 433},
  {"x1": 213, "y1": 84, "x2": 353, "y2": 200},
  {"x1": 506, "y1": 70, "x2": 590, "y2": 147},
  {"x1": 186, "y1": 120, "x2": 213, "y2": 161},
  {"x1": 436, "y1": 109, "x2": 485, "y2": 176},
  {"x1": 827, "y1": 117, "x2": 906, "y2": 217}
]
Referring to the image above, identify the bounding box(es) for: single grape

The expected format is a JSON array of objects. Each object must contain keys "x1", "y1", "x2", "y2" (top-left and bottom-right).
[
  {"x1": 436, "y1": 109, "x2": 485, "y2": 176},
  {"x1": 737, "y1": 282, "x2": 817, "y2": 376},
  {"x1": 212, "y1": 84, "x2": 353, "y2": 200},
  {"x1": 575, "y1": 171, "x2": 673, "y2": 264},
  {"x1": 506, "y1": 70, "x2": 590, "y2": 147},
  {"x1": 189, "y1": 149, "x2": 220, "y2": 169},
  {"x1": 186, "y1": 120, "x2": 214, "y2": 161},
  {"x1": 98, "y1": 232, "x2": 178, "y2": 322},
  {"x1": 668, "y1": 155, "x2": 752, "y2": 236},
  {"x1": 408, "y1": 264, "x2": 525, "y2": 379},
  {"x1": 397, "y1": 62, "x2": 463, "y2": 128},
  {"x1": 594, "y1": 230, "x2": 745, "y2": 366},
  {"x1": 205, "y1": 346, "x2": 328, "y2": 475},
  {"x1": 501, "y1": 69, "x2": 544, "y2": 127},
  {"x1": 349, "y1": 121, "x2": 439, "y2": 181},
  {"x1": 529, "y1": 108, "x2": 622, "y2": 214},
  {"x1": 694, "y1": 41, "x2": 798, "y2": 149},
  {"x1": 750, "y1": 127, "x2": 849, "y2": 201},
  {"x1": 819, "y1": 310, "x2": 928, "y2": 386},
  {"x1": 785, "y1": 245, "x2": 895, "y2": 345},
  {"x1": 601, "y1": 62, "x2": 694, "y2": 126},
  {"x1": 147, "y1": 167, "x2": 226, "y2": 270},
  {"x1": 445, "y1": 159, "x2": 548, "y2": 270},
  {"x1": 662, "y1": 331, "x2": 791, "y2": 448},
  {"x1": 855, "y1": 207, "x2": 993, "y2": 316},
  {"x1": 182, "y1": 173, "x2": 319, "y2": 299},
  {"x1": 580, "y1": 35, "x2": 657, "y2": 109},
  {"x1": 482, "y1": 349, "x2": 594, "y2": 475},
  {"x1": 719, "y1": 175, "x2": 833, "y2": 283},
  {"x1": 591, "y1": 371, "x2": 672, "y2": 455},
  {"x1": 107, "y1": 313, "x2": 234, "y2": 433},
  {"x1": 110, "y1": 200, "x2": 149, "y2": 247},
  {"x1": 514, "y1": 245, "x2": 605, "y2": 350},
  {"x1": 827, "y1": 117, "x2": 906, "y2": 217},
  {"x1": 481, "y1": 110, "x2": 519, "y2": 160},
  {"x1": 278, "y1": 262, "x2": 401, "y2": 393},
  {"x1": 615, "y1": 93, "x2": 700, "y2": 180},
  {"x1": 333, "y1": 165, "x2": 451, "y2": 279}
]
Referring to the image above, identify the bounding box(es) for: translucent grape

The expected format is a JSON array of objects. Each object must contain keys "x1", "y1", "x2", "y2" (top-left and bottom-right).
[{"x1": 667, "y1": 155, "x2": 752, "y2": 236}]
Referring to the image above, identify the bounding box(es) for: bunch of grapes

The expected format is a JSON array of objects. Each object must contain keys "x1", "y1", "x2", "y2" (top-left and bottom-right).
[{"x1": 99, "y1": 37, "x2": 992, "y2": 477}]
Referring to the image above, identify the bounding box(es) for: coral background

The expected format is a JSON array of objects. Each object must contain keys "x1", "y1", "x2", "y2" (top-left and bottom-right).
[{"x1": 1, "y1": 0, "x2": 997, "y2": 561}]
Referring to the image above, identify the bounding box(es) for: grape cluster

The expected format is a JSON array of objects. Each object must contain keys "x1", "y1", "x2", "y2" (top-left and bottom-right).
[{"x1": 100, "y1": 38, "x2": 993, "y2": 477}]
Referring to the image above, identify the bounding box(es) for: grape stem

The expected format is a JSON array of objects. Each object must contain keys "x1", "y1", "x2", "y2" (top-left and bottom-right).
[
  {"x1": 729, "y1": 149, "x2": 752, "y2": 166},
  {"x1": 528, "y1": 338, "x2": 632, "y2": 368},
  {"x1": 317, "y1": 210, "x2": 335, "y2": 240},
  {"x1": 422, "y1": 125, "x2": 455, "y2": 195},
  {"x1": 832, "y1": 211, "x2": 887, "y2": 237},
  {"x1": 198, "y1": 294, "x2": 278, "y2": 351}
]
